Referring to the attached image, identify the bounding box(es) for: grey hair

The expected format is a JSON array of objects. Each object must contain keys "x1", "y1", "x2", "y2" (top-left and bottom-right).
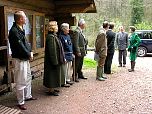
[
  {"x1": 78, "y1": 19, "x2": 85, "y2": 26},
  {"x1": 61, "y1": 23, "x2": 69, "y2": 31}
]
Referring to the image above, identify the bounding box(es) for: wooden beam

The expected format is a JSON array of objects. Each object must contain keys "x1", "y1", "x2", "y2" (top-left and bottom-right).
[
  {"x1": 54, "y1": 0, "x2": 92, "y2": 6},
  {"x1": 0, "y1": 0, "x2": 54, "y2": 15},
  {"x1": 55, "y1": 4, "x2": 96, "y2": 13}
]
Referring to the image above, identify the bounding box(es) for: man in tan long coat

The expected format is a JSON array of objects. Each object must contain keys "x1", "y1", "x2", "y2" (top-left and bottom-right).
[{"x1": 95, "y1": 21, "x2": 109, "y2": 81}]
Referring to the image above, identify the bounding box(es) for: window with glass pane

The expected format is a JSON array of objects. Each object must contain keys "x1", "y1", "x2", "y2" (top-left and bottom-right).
[
  {"x1": 35, "y1": 16, "x2": 44, "y2": 48},
  {"x1": 24, "y1": 15, "x2": 33, "y2": 47}
]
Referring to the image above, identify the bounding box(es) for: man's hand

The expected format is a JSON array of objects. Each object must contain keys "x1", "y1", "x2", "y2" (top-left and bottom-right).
[
  {"x1": 30, "y1": 52, "x2": 33, "y2": 61},
  {"x1": 77, "y1": 52, "x2": 81, "y2": 57}
]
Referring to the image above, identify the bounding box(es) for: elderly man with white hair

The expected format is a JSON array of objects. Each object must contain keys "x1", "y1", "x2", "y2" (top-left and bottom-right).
[
  {"x1": 72, "y1": 19, "x2": 88, "y2": 82},
  {"x1": 59, "y1": 23, "x2": 74, "y2": 85}
]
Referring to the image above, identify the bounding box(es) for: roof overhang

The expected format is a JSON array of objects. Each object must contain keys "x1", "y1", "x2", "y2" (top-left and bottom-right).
[{"x1": 54, "y1": 0, "x2": 96, "y2": 13}]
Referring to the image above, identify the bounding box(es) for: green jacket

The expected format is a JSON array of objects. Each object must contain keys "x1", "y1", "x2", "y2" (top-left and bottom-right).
[
  {"x1": 128, "y1": 32, "x2": 141, "y2": 61},
  {"x1": 43, "y1": 32, "x2": 65, "y2": 88},
  {"x1": 73, "y1": 27, "x2": 87, "y2": 56}
]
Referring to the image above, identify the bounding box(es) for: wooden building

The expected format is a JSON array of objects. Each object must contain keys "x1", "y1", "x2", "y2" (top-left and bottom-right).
[{"x1": 0, "y1": 0, "x2": 96, "y2": 92}]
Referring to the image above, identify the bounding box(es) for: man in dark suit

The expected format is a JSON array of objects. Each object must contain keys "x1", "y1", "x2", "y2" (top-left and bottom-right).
[
  {"x1": 116, "y1": 26, "x2": 128, "y2": 67},
  {"x1": 73, "y1": 19, "x2": 88, "y2": 82},
  {"x1": 104, "y1": 22, "x2": 116, "y2": 74}
]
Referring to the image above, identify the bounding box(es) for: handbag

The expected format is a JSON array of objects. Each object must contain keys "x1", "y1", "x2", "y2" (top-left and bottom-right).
[{"x1": 94, "y1": 52, "x2": 100, "y2": 61}]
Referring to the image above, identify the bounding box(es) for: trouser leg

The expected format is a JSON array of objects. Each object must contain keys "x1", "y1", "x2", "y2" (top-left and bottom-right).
[
  {"x1": 104, "y1": 53, "x2": 114, "y2": 74},
  {"x1": 16, "y1": 87, "x2": 25, "y2": 105},
  {"x1": 128, "y1": 61, "x2": 135, "y2": 72},
  {"x1": 24, "y1": 61, "x2": 32, "y2": 99},
  {"x1": 96, "y1": 66, "x2": 105, "y2": 81},
  {"x1": 122, "y1": 50, "x2": 127, "y2": 65},
  {"x1": 74, "y1": 56, "x2": 81, "y2": 80},
  {"x1": 104, "y1": 57, "x2": 108, "y2": 73},
  {"x1": 77, "y1": 56, "x2": 84, "y2": 77},
  {"x1": 118, "y1": 50, "x2": 122, "y2": 65},
  {"x1": 61, "y1": 64, "x2": 66, "y2": 85},
  {"x1": 14, "y1": 59, "x2": 28, "y2": 105},
  {"x1": 65, "y1": 62, "x2": 71, "y2": 82}
]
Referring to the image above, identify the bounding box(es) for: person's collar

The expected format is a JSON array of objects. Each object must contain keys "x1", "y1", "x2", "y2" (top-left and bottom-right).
[
  {"x1": 78, "y1": 27, "x2": 83, "y2": 32},
  {"x1": 17, "y1": 24, "x2": 23, "y2": 31}
]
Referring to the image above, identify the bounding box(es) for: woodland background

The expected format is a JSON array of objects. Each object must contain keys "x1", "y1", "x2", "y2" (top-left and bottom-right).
[{"x1": 74, "y1": 0, "x2": 152, "y2": 47}]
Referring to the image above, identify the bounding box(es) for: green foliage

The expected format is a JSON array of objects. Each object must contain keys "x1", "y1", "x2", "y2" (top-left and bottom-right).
[
  {"x1": 83, "y1": 58, "x2": 96, "y2": 69},
  {"x1": 135, "y1": 21, "x2": 152, "y2": 30},
  {"x1": 130, "y1": 0, "x2": 144, "y2": 25}
]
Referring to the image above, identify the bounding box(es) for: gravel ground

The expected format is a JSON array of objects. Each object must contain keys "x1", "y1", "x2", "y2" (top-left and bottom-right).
[{"x1": 1, "y1": 52, "x2": 152, "y2": 114}]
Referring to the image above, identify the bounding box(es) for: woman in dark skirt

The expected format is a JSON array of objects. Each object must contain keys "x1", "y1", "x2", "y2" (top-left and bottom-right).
[{"x1": 43, "y1": 21, "x2": 65, "y2": 96}]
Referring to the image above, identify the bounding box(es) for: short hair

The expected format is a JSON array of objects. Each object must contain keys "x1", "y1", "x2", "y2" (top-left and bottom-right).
[
  {"x1": 78, "y1": 19, "x2": 85, "y2": 26},
  {"x1": 130, "y1": 26, "x2": 136, "y2": 32},
  {"x1": 103, "y1": 21, "x2": 109, "y2": 29},
  {"x1": 14, "y1": 11, "x2": 25, "y2": 22},
  {"x1": 109, "y1": 22, "x2": 115, "y2": 29},
  {"x1": 60, "y1": 23, "x2": 69, "y2": 31},
  {"x1": 47, "y1": 21, "x2": 58, "y2": 32}
]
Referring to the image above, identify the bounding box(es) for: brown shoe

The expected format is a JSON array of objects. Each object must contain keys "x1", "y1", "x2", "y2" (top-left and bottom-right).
[
  {"x1": 25, "y1": 97, "x2": 37, "y2": 101},
  {"x1": 17, "y1": 104, "x2": 27, "y2": 110}
]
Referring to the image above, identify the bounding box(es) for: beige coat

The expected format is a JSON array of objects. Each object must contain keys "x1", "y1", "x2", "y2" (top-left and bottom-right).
[{"x1": 95, "y1": 29, "x2": 107, "y2": 67}]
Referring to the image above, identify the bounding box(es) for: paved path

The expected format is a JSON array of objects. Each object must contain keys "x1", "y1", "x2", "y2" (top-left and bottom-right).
[{"x1": 0, "y1": 51, "x2": 152, "y2": 114}]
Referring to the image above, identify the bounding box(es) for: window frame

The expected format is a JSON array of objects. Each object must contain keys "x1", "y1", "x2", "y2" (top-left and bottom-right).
[{"x1": 4, "y1": 6, "x2": 45, "y2": 54}]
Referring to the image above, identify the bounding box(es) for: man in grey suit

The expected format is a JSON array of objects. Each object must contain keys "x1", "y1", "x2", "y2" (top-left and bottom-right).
[
  {"x1": 116, "y1": 26, "x2": 128, "y2": 67},
  {"x1": 73, "y1": 19, "x2": 88, "y2": 82}
]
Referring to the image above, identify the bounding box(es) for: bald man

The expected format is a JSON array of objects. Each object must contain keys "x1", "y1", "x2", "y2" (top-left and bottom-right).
[{"x1": 8, "y1": 11, "x2": 36, "y2": 110}]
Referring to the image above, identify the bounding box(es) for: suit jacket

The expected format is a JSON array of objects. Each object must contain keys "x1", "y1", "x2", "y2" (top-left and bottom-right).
[
  {"x1": 106, "y1": 29, "x2": 116, "y2": 54},
  {"x1": 116, "y1": 32, "x2": 128, "y2": 50},
  {"x1": 95, "y1": 28, "x2": 107, "y2": 57},
  {"x1": 8, "y1": 22, "x2": 31, "y2": 60},
  {"x1": 73, "y1": 27, "x2": 87, "y2": 56}
]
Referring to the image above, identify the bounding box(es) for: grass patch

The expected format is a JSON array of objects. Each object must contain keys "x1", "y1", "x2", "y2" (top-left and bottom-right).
[{"x1": 83, "y1": 58, "x2": 96, "y2": 69}]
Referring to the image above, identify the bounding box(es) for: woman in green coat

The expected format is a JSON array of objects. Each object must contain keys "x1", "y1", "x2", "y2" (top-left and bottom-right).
[
  {"x1": 128, "y1": 26, "x2": 141, "y2": 72},
  {"x1": 43, "y1": 21, "x2": 65, "y2": 96}
]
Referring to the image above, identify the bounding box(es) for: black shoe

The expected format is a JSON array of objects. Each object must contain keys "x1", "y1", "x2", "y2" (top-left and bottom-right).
[
  {"x1": 66, "y1": 81, "x2": 74, "y2": 85},
  {"x1": 61, "y1": 84, "x2": 70, "y2": 87},
  {"x1": 78, "y1": 76, "x2": 87, "y2": 79},
  {"x1": 25, "y1": 97, "x2": 37, "y2": 101},
  {"x1": 54, "y1": 89, "x2": 60, "y2": 92},
  {"x1": 128, "y1": 69, "x2": 134, "y2": 72},
  {"x1": 46, "y1": 91, "x2": 59, "y2": 96},
  {"x1": 118, "y1": 64, "x2": 122, "y2": 67},
  {"x1": 102, "y1": 76, "x2": 107, "y2": 79},
  {"x1": 75, "y1": 79, "x2": 79, "y2": 82},
  {"x1": 123, "y1": 64, "x2": 126, "y2": 67}
]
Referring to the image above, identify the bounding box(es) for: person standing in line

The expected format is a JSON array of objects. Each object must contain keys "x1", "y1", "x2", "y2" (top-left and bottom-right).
[
  {"x1": 43, "y1": 21, "x2": 66, "y2": 96},
  {"x1": 128, "y1": 26, "x2": 141, "y2": 72},
  {"x1": 73, "y1": 19, "x2": 88, "y2": 82},
  {"x1": 104, "y1": 22, "x2": 116, "y2": 74},
  {"x1": 8, "y1": 11, "x2": 37, "y2": 110},
  {"x1": 59, "y1": 23, "x2": 74, "y2": 85},
  {"x1": 95, "y1": 21, "x2": 109, "y2": 81},
  {"x1": 116, "y1": 26, "x2": 128, "y2": 67}
]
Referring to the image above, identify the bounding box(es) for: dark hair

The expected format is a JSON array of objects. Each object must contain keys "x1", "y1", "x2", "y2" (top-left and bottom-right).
[
  {"x1": 109, "y1": 22, "x2": 115, "y2": 29},
  {"x1": 130, "y1": 26, "x2": 136, "y2": 32},
  {"x1": 103, "y1": 21, "x2": 109, "y2": 29}
]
